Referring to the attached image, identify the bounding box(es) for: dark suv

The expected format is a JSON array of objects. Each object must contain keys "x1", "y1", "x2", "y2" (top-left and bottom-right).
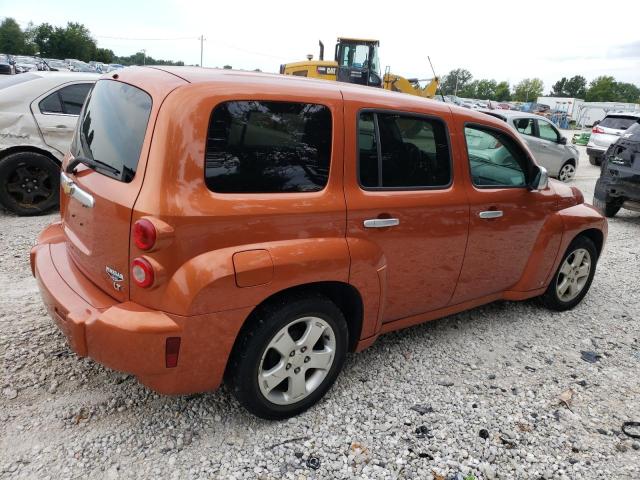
[{"x1": 593, "y1": 120, "x2": 640, "y2": 217}]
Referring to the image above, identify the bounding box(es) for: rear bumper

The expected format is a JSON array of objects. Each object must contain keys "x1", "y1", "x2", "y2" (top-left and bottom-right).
[
  {"x1": 594, "y1": 172, "x2": 640, "y2": 203},
  {"x1": 31, "y1": 222, "x2": 251, "y2": 395},
  {"x1": 586, "y1": 146, "x2": 605, "y2": 158}
]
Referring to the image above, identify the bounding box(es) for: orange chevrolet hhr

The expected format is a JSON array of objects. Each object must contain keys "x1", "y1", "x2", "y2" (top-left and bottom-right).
[{"x1": 31, "y1": 67, "x2": 607, "y2": 419}]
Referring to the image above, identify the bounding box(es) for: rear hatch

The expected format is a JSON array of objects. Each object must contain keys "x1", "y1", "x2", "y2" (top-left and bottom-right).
[
  {"x1": 60, "y1": 78, "x2": 155, "y2": 304},
  {"x1": 591, "y1": 114, "x2": 639, "y2": 148}
]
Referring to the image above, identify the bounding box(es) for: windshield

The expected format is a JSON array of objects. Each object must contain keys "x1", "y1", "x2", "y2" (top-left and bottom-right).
[{"x1": 73, "y1": 80, "x2": 152, "y2": 182}]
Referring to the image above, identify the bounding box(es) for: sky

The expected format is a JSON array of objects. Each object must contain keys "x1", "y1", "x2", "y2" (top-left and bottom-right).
[{"x1": 2, "y1": 0, "x2": 639, "y2": 91}]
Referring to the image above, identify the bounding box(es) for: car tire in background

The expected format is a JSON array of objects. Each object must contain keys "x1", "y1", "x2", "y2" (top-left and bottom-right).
[
  {"x1": 592, "y1": 196, "x2": 621, "y2": 218},
  {"x1": 227, "y1": 293, "x2": 348, "y2": 420},
  {"x1": 558, "y1": 161, "x2": 576, "y2": 183},
  {"x1": 588, "y1": 156, "x2": 600, "y2": 166},
  {"x1": 538, "y1": 236, "x2": 598, "y2": 312},
  {"x1": 0, "y1": 151, "x2": 60, "y2": 216}
]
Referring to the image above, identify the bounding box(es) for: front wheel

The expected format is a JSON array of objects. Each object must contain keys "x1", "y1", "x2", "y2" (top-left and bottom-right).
[
  {"x1": 558, "y1": 161, "x2": 576, "y2": 182},
  {"x1": 539, "y1": 236, "x2": 598, "y2": 311},
  {"x1": 227, "y1": 294, "x2": 348, "y2": 419}
]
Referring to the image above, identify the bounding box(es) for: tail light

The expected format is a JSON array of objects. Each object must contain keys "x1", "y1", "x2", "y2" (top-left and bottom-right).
[
  {"x1": 131, "y1": 257, "x2": 154, "y2": 288},
  {"x1": 133, "y1": 218, "x2": 157, "y2": 251},
  {"x1": 592, "y1": 126, "x2": 604, "y2": 134},
  {"x1": 165, "y1": 337, "x2": 181, "y2": 368}
]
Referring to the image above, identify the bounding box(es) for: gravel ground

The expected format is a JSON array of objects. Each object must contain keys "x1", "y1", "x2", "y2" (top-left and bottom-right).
[{"x1": 1, "y1": 142, "x2": 639, "y2": 479}]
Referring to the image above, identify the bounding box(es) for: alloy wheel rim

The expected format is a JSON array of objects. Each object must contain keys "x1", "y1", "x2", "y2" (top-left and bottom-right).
[
  {"x1": 6, "y1": 164, "x2": 53, "y2": 206},
  {"x1": 258, "y1": 316, "x2": 336, "y2": 406},
  {"x1": 559, "y1": 164, "x2": 576, "y2": 182},
  {"x1": 556, "y1": 248, "x2": 591, "y2": 302}
]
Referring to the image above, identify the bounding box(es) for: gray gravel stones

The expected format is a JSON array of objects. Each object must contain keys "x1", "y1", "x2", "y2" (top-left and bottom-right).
[{"x1": 1, "y1": 144, "x2": 639, "y2": 478}]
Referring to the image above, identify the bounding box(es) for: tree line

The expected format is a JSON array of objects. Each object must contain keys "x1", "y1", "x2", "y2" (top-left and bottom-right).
[
  {"x1": 439, "y1": 68, "x2": 639, "y2": 104},
  {"x1": 0, "y1": 18, "x2": 184, "y2": 66}
]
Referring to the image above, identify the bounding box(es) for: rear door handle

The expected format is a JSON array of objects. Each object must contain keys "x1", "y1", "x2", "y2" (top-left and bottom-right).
[
  {"x1": 479, "y1": 210, "x2": 503, "y2": 219},
  {"x1": 363, "y1": 218, "x2": 400, "y2": 228}
]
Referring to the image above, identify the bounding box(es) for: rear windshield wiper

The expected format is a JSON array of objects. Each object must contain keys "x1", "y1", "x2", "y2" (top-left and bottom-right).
[{"x1": 66, "y1": 156, "x2": 120, "y2": 176}]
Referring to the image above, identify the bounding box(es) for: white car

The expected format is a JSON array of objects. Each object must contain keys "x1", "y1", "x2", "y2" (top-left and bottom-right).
[
  {"x1": 587, "y1": 112, "x2": 640, "y2": 165},
  {"x1": 0, "y1": 71, "x2": 98, "y2": 215}
]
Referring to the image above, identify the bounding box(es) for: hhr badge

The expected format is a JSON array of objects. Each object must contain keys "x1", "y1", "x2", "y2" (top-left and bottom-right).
[{"x1": 106, "y1": 266, "x2": 124, "y2": 291}]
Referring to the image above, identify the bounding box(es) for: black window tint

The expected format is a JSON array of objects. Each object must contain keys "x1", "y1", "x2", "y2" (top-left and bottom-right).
[
  {"x1": 59, "y1": 83, "x2": 92, "y2": 115},
  {"x1": 39, "y1": 92, "x2": 63, "y2": 113},
  {"x1": 358, "y1": 112, "x2": 451, "y2": 189},
  {"x1": 465, "y1": 126, "x2": 528, "y2": 187},
  {"x1": 73, "y1": 80, "x2": 152, "y2": 183},
  {"x1": 205, "y1": 101, "x2": 332, "y2": 193}
]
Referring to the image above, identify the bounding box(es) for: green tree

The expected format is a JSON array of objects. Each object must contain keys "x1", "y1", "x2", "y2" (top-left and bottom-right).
[
  {"x1": 94, "y1": 48, "x2": 114, "y2": 63},
  {"x1": 494, "y1": 81, "x2": 511, "y2": 101},
  {"x1": 458, "y1": 80, "x2": 478, "y2": 98},
  {"x1": 564, "y1": 75, "x2": 587, "y2": 98},
  {"x1": 475, "y1": 79, "x2": 497, "y2": 100},
  {"x1": 440, "y1": 68, "x2": 473, "y2": 96},
  {"x1": 31, "y1": 23, "x2": 56, "y2": 57},
  {"x1": 615, "y1": 82, "x2": 640, "y2": 103},
  {"x1": 551, "y1": 77, "x2": 568, "y2": 96},
  {"x1": 53, "y1": 22, "x2": 96, "y2": 61},
  {"x1": 513, "y1": 78, "x2": 544, "y2": 102},
  {"x1": 0, "y1": 18, "x2": 28, "y2": 54},
  {"x1": 585, "y1": 76, "x2": 617, "y2": 102}
]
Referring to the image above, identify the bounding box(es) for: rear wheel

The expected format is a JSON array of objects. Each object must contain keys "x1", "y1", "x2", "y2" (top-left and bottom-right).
[
  {"x1": 592, "y1": 196, "x2": 621, "y2": 218},
  {"x1": 558, "y1": 161, "x2": 576, "y2": 182},
  {"x1": 539, "y1": 236, "x2": 598, "y2": 311},
  {"x1": 227, "y1": 294, "x2": 348, "y2": 419},
  {"x1": 0, "y1": 152, "x2": 59, "y2": 216},
  {"x1": 588, "y1": 155, "x2": 600, "y2": 166}
]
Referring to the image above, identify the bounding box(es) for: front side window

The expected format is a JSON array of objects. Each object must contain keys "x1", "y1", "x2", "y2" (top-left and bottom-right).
[
  {"x1": 537, "y1": 120, "x2": 559, "y2": 142},
  {"x1": 358, "y1": 112, "x2": 451, "y2": 189},
  {"x1": 465, "y1": 126, "x2": 529, "y2": 187},
  {"x1": 205, "y1": 101, "x2": 332, "y2": 193},
  {"x1": 513, "y1": 118, "x2": 534, "y2": 136},
  {"x1": 39, "y1": 83, "x2": 93, "y2": 115},
  {"x1": 73, "y1": 80, "x2": 152, "y2": 182}
]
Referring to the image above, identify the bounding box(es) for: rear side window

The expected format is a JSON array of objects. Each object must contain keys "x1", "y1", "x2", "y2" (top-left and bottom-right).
[
  {"x1": 205, "y1": 101, "x2": 332, "y2": 193},
  {"x1": 358, "y1": 111, "x2": 451, "y2": 189},
  {"x1": 513, "y1": 118, "x2": 534, "y2": 136},
  {"x1": 600, "y1": 115, "x2": 638, "y2": 130},
  {"x1": 73, "y1": 80, "x2": 152, "y2": 183},
  {"x1": 39, "y1": 83, "x2": 93, "y2": 115}
]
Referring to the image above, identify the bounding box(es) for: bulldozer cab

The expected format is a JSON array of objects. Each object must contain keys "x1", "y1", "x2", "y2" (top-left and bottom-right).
[{"x1": 335, "y1": 38, "x2": 382, "y2": 87}]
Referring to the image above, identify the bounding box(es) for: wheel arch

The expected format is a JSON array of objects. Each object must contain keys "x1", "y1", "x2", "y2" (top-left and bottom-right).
[
  {"x1": 0, "y1": 145, "x2": 62, "y2": 165},
  {"x1": 225, "y1": 280, "x2": 364, "y2": 381},
  {"x1": 575, "y1": 227, "x2": 604, "y2": 258}
]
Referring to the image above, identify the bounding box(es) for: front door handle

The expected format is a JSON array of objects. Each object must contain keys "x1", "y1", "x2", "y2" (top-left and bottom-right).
[
  {"x1": 363, "y1": 218, "x2": 400, "y2": 228},
  {"x1": 479, "y1": 210, "x2": 503, "y2": 219}
]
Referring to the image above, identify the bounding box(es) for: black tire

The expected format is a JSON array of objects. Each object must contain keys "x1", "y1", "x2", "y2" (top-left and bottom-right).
[
  {"x1": 588, "y1": 156, "x2": 600, "y2": 166},
  {"x1": 539, "y1": 236, "x2": 598, "y2": 311},
  {"x1": 227, "y1": 293, "x2": 348, "y2": 420},
  {"x1": 0, "y1": 152, "x2": 60, "y2": 216},
  {"x1": 592, "y1": 196, "x2": 621, "y2": 218}
]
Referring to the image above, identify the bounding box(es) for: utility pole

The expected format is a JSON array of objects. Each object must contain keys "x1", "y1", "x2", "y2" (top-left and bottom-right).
[
  {"x1": 142, "y1": 49, "x2": 146, "y2": 65},
  {"x1": 200, "y1": 35, "x2": 204, "y2": 67}
]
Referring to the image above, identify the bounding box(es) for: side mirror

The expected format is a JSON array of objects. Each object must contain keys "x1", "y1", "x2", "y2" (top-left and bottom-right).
[
  {"x1": 530, "y1": 165, "x2": 549, "y2": 191},
  {"x1": 559, "y1": 136, "x2": 567, "y2": 145}
]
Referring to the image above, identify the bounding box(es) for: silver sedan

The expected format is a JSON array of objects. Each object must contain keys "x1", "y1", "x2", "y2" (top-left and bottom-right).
[{"x1": 481, "y1": 110, "x2": 579, "y2": 182}]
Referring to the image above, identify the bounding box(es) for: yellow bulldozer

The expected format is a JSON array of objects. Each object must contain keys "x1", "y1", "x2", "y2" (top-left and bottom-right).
[{"x1": 280, "y1": 37, "x2": 439, "y2": 98}]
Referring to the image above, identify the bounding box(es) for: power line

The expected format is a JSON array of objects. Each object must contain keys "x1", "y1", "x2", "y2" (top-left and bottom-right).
[{"x1": 95, "y1": 35, "x2": 197, "y2": 41}]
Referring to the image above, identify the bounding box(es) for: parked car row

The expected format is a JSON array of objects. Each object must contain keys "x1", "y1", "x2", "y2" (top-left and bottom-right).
[
  {"x1": 0, "y1": 54, "x2": 124, "y2": 75},
  {"x1": 586, "y1": 111, "x2": 640, "y2": 165}
]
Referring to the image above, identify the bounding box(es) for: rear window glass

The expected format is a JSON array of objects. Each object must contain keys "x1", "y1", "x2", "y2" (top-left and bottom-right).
[
  {"x1": 205, "y1": 101, "x2": 332, "y2": 193},
  {"x1": 73, "y1": 80, "x2": 152, "y2": 183},
  {"x1": 600, "y1": 115, "x2": 638, "y2": 130}
]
